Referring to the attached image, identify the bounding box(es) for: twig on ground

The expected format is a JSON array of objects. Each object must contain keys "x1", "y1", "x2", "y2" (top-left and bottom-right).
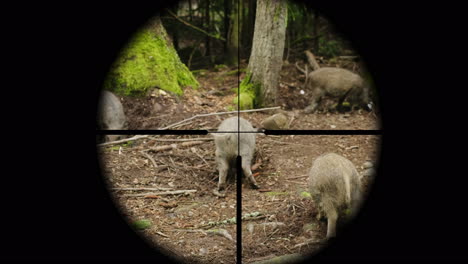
[
  {"x1": 207, "y1": 228, "x2": 235, "y2": 242},
  {"x1": 285, "y1": 180, "x2": 307, "y2": 185},
  {"x1": 155, "y1": 231, "x2": 169, "y2": 238},
  {"x1": 169, "y1": 229, "x2": 208, "y2": 235},
  {"x1": 292, "y1": 239, "x2": 326, "y2": 249},
  {"x1": 159, "y1": 107, "x2": 281, "y2": 130},
  {"x1": 260, "y1": 228, "x2": 280, "y2": 245},
  {"x1": 286, "y1": 175, "x2": 308, "y2": 180},
  {"x1": 111, "y1": 187, "x2": 173, "y2": 191},
  {"x1": 147, "y1": 141, "x2": 205, "y2": 152},
  {"x1": 123, "y1": 189, "x2": 197, "y2": 197},
  {"x1": 150, "y1": 138, "x2": 213, "y2": 142},
  {"x1": 140, "y1": 150, "x2": 158, "y2": 171},
  {"x1": 97, "y1": 135, "x2": 149, "y2": 147}
]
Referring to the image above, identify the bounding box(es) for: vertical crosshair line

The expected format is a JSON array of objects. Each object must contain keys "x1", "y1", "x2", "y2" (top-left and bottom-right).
[{"x1": 236, "y1": 0, "x2": 242, "y2": 263}]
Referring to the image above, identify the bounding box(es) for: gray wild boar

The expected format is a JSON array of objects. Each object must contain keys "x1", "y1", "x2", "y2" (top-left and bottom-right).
[
  {"x1": 213, "y1": 117, "x2": 259, "y2": 197},
  {"x1": 97, "y1": 90, "x2": 127, "y2": 142},
  {"x1": 308, "y1": 153, "x2": 362, "y2": 239},
  {"x1": 297, "y1": 65, "x2": 372, "y2": 113}
]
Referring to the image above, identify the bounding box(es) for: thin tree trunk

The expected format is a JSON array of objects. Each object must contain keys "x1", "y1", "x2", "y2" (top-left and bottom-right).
[
  {"x1": 223, "y1": 0, "x2": 231, "y2": 53},
  {"x1": 226, "y1": 0, "x2": 239, "y2": 66},
  {"x1": 188, "y1": 0, "x2": 193, "y2": 21},
  {"x1": 313, "y1": 9, "x2": 320, "y2": 53},
  {"x1": 247, "y1": 0, "x2": 287, "y2": 107},
  {"x1": 204, "y1": 0, "x2": 211, "y2": 57}
]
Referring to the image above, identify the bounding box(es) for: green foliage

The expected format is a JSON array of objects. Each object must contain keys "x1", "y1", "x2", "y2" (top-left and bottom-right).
[
  {"x1": 265, "y1": 191, "x2": 289, "y2": 196},
  {"x1": 287, "y1": 1, "x2": 306, "y2": 24},
  {"x1": 131, "y1": 219, "x2": 152, "y2": 230},
  {"x1": 224, "y1": 68, "x2": 246, "y2": 76},
  {"x1": 104, "y1": 28, "x2": 199, "y2": 97},
  {"x1": 214, "y1": 64, "x2": 228, "y2": 71},
  {"x1": 191, "y1": 69, "x2": 208, "y2": 76},
  {"x1": 318, "y1": 37, "x2": 342, "y2": 58}
]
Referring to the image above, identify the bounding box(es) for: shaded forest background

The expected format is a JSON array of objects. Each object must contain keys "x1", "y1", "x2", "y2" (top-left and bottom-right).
[{"x1": 162, "y1": 0, "x2": 355, "y2": 71}]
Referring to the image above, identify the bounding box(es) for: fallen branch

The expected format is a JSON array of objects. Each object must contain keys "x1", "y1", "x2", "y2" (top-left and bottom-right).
[
  {"x1": 206, "y1": 228, "x2": 234, "y2": 242},
  {"x1": 159, "y1": 107, "x2": 281, "y2": 130},
  {"x1": 150, "y1": 138, "x2": 213, "y2": 142},
  {"x1": 111, "y1": 187, "x2": 173, "y2": 191},
  {"x1": 285, "y1": 179, "x2": 307, "y2": 185},
  {"x1": 286, "y1": 175, "x2": 308, "y2": 180},
  {"x1": 155, "y1": 231, "x2": 169, "y2": 238},
  {"x1": 123, "y1": 190, "x2": 197, "y2": 197},
  {"x1": 248, "y1": 253, "x2": 305, "y2": 264},
  {"x1": 140, "y1": 150, "x2": 158, "y2": 172},
  {"x1": 292, "y1": 239, "x2": 326, "y2": 249},
  {"x1": 260, "y1": 228, "x2": 280, "y2": 244},
  {"x1": 147, "y1": 141, "x2": 205, "y2": 152},
  {"x1": 169, "y1": 229, "x2": 208, "y2": 235},
  {"x1": 97, "y1": 135, "x2": 149, "y2": 147}
]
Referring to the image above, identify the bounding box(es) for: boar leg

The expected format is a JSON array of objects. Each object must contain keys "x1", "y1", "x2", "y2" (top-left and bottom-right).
[
  {"x1": 217, "y1": 157, "x2": 229, "y2": 193},
  {"x1": 326, "y1": 209, "x2": 338, "y2": 239},
  {"x1": 304, "y1": 88, "x2": 324, "y2": 113},
  {"x1": 242, "y1": 158, "x2": 260, "y2": 189}
]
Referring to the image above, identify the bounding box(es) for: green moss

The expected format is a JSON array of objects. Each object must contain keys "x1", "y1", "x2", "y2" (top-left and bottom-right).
[
  {"x1": 233, "y1": 92, "x2": 254, "y2": 110},
  {"x1": 105, "y1": 28, "x2": 199, "y2": 96},
  {"x1": 300, "y1": 191, "x2": 311, "y2": 198},
  {"x1": 273, "y1": 0, "x2": 286, "y2": 24},
  {"x1": 233, "y1": 71, "x2": 260, "y2": 109},
  {"x1": 214, "y1": 64, "x2": 228, "y2": 71},
  {"x1": 191, "y1": 69, "x2": 208, "y2": 76},
  {"x1": 224, "y1": 68, "x2": 246, "y2": 76},
  {"x1": 265, "y1": 191, "x2": 289, "y2": 196},
  {"x1": 131, "y1": 219, "x2": 152, "y2": 230}
]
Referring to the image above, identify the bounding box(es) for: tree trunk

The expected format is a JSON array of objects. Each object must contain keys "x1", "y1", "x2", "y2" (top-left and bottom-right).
[
  {"x1": 223, "y1": 0, "x2": 231, "y2": 53},
  {"x1": 242, "y1": 0, "x2": 256, "y2": 56},
  {"x1": 104, "y1": 16, "x2": 199, "y2": 96},
  {"x1": 204, "y1": 0, "x2": 211, "y2": 57},
  {"x1": 246, "y1": 0, "x2": 287, "y2": 107},
  {"x1": 313, "y1": 9, "x2": 320, "y2": 54},
  {"x1": 226, "y1": 0, "x2": 239, "y2": 66},
  {"x1": 188, "y1": 0, "x2": 193, "y2": 22}
]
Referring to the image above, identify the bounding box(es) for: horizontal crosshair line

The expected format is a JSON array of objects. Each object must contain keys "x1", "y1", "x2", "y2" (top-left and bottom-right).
[
  {"x1": 96, "y1": 129, "x2": 383, "y2": 135},
  {"x1": 265, "y1": 129, "x2": 383, "y2": 135}
]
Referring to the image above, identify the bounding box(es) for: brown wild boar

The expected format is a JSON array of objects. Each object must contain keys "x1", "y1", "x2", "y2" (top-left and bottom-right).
[
  {"x1": 308, "y1": 153, "x2": 362, "y2": 239},
  {"x1": 296, "y1": 64, "x2": 372, "y2": 113},
  {"x1": 97, "y1": 90, "x2": 127, "y2": 142},
  {"x1": 213, "y1": 117, "x2": 259, "y2": 197}
]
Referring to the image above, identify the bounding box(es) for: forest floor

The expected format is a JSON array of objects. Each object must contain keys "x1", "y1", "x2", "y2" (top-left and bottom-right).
[
  {"x1": 118, "y1": 60, "x2": 381, "y2": 131},
  {"x1": 98, "y1": 58, "x2": 381, "y2": 263}
]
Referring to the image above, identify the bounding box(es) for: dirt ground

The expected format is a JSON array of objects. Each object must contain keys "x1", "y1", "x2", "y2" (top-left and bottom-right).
[
  {"x1": 98, "y1": 134, "x2": 379, "y2": 263},
  {"x1": 97, "y1": 57, "x2": 381, "y2": 263}
]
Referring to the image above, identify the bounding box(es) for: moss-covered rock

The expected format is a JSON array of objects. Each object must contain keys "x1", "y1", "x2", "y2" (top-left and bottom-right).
[{"x1": 104, "y1": 19, "x2": 199, "y2": 96}]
